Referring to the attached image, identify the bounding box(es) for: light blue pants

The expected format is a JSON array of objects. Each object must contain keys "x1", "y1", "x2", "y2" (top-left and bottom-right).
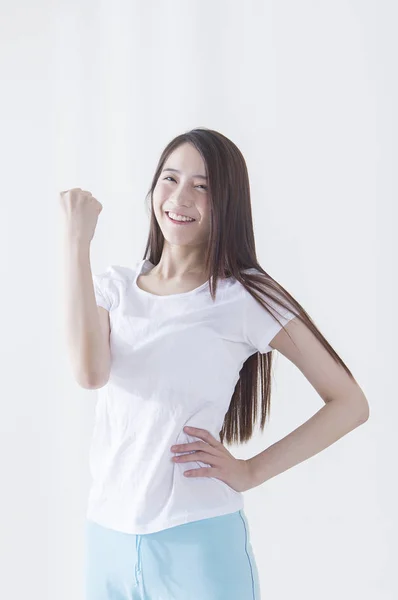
[{"x1": 85, "y1": 509, "x2": 261, "y2": 599}]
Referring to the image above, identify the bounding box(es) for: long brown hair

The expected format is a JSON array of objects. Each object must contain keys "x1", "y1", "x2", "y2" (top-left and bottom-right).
[{"x1": 142, "y1": 127, "x2": 355, "y2": 445}]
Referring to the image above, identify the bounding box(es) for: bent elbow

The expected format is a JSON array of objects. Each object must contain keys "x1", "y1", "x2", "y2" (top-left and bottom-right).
[
  {"x1": 355, "y1": 396, "x2": 370, "y2": 424},
  {"x1": 76, "y1": 371, "x2": 110, "y2": 390},
  {"x1": 86, "y1": 376, "x2": 110, "y2": 390}
]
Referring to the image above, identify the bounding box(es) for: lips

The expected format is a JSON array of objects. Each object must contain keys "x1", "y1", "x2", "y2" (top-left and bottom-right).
[{"x1": 166, "y1": 211, "x2": 196, "y2": 224}]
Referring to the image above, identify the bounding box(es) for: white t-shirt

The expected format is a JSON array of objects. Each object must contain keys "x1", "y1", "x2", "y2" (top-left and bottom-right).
[{"x1": 86, "y1": 258, "x2": 296, "y2": 534}]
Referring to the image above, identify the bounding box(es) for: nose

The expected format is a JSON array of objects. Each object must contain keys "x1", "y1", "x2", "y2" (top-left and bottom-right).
[{"x1": 169, "y1": 193, "x2": 192, "y2": 210}]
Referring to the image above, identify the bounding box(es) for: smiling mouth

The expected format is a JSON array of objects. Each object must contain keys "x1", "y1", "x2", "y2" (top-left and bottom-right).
[{"x1": 166, "y1": 212, "x2": 196, "y2": 224}]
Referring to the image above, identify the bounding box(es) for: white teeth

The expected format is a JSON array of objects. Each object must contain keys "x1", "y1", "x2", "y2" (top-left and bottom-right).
[{"x1": 168, "y1": 212, "x2": 195, "y2": 222}]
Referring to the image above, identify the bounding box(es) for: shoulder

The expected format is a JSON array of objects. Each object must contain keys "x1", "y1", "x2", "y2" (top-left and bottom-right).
[
  {"x1": 92, "y1": 263, "x2": 138, "y2": 312},
  {"x1": 93, "y1": 264, "x2": 136, "y2": 284},
  {"x1": 238, "y1": 267, "x2": 296, "y2": 318},
  {"x1": 92, "y1": 263, "x2": 137, "y2": 295}
]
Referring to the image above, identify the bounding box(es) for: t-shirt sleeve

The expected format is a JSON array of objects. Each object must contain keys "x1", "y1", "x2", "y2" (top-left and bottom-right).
[
  {"x1": 92, "y1": 268, "x2": 114, "y2": 311},
  {"x1": 92, "y1": 264, "x2": 134, "y2": 312},
  {"x1": 242, "y1": 285, "x2": 297, "y2": 354}
]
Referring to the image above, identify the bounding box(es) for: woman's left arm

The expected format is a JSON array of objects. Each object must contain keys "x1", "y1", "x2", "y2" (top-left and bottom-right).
[{"x1": 248, "y1": 317, "x2": 370, "y2": 488}]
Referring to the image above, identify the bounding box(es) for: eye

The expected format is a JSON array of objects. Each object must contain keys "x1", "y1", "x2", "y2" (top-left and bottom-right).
[{"x1": 163, "y1": 176, "x2": 207, "y2": 190}]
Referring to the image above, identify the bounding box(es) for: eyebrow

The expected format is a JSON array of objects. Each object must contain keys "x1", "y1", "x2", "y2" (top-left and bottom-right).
[{"x1": 162, "y1": 168, "x2": 208, "y2": 180}]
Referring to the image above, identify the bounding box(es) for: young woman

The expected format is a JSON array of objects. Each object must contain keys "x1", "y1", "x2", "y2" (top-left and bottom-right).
[{"x1": 61, "y1": 127, "x2": 369, "y2": 599}]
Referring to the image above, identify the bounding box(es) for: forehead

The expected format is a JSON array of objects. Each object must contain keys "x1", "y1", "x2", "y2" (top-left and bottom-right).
[{"x1": 164, "y1": 143, "x2": 206, "y2": 173}]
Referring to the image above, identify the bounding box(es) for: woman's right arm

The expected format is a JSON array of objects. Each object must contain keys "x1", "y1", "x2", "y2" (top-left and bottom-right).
[{"x1": 64, "y1": 237, "x2": 111, "y2": 389}]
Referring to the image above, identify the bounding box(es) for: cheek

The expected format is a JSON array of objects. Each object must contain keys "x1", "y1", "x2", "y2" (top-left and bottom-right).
[
  {"x1": 152, "y1": 190, "x2": 165, "y2": 213},
  {"x1": 198, "y1": 199, "x2": 210, "y2": 221}
]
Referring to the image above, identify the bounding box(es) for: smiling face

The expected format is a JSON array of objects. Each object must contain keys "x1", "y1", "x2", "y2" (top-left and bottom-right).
[{"x1": 152, "y1": 142, "x2": 211, "y2": 248}]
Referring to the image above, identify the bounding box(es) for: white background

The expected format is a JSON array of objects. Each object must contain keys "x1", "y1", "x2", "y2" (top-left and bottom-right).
[{"x1": 0, "y1": 1, "x2": 396, "y2": 598}]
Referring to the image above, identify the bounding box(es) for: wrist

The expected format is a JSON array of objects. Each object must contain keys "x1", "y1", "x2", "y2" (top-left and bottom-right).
[
  {"x1": 63, "y1": 230, "x2": 91, "y2": 249},
  {"x1": 246, "y1": 455, "x2": 268, "y2": 489}
]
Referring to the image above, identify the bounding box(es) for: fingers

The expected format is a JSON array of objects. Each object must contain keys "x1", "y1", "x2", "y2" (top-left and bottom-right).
[
  {"x1": 171, "y1": 440, "x2": 206, "y2": 452},
  {"x1": 172, "y1": 450, "x2": 222, "y2": 467},
  {"x1": 171, "y1": 440, "x2": 218, "y2": 455},
  {"x1": 184, "y1": 467, "x2": 219, "y2": 478},
  {"x1": 183, "y1": 426, "x2": 220, "y2": 447}
]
